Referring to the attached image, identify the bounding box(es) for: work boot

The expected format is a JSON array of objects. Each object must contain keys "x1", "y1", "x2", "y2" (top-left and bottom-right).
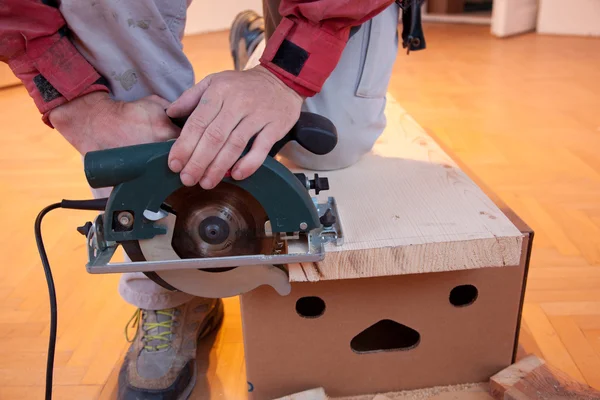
[
  {"x1": 230, "y1": 10, "x2": 265, "y2": 71},
  {"x1": 118, "y1": 298, "x2": 224, "y2": 400}
]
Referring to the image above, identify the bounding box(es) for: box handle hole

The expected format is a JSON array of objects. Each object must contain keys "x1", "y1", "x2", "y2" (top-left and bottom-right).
[
  {"x1": 296, "y1": 296, "x2": 326, "y2": 318},
  {"x1": 351, "y1": 319, "x2": 420, "y2": 354},
  {"x1": 449, "y1": 284, "x2": 478, "y2": 307}
]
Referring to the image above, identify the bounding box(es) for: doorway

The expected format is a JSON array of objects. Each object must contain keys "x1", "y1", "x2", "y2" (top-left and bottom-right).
[{"x1": 422, "y1": 0, "x2": 493, "y2": 24}]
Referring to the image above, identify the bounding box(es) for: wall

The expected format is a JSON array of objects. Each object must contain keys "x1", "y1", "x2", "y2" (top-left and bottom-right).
[
  {"x1": 537, "y1": 0, "x2": 600, "y2": 37},
  {"x1": 184, "y1": 0, "x2": 263, "y2": 35}
]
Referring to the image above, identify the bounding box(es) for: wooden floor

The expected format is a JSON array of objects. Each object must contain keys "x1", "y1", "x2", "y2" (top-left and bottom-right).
[{"x1": 1, "y1": 23, "x2": 599, "y2": 399}]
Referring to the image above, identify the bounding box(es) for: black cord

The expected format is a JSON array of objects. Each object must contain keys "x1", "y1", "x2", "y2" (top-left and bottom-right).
[
  {"x1": 35, "y1": 198, "x2": 108, "y2": 400},
  {"x1": 35, "y1": 203, "x2": 61, "y2": 400}
]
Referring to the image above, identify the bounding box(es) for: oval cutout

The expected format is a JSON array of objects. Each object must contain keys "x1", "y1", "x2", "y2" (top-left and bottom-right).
[
  {"x1": 296, "y1": 296, "x2": 326, "y2": 318},
  {"x1": 449, "y1": 284, "x2": 478, "y2": 307}
]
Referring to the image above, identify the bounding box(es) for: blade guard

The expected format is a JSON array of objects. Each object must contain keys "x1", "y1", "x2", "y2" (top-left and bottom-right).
[
  {"x1": 84, "y1": 143, "x2": 318, "y2": 242},
  {"x1": 83, "y1": 112, "x2": 337, "y2": 242}
]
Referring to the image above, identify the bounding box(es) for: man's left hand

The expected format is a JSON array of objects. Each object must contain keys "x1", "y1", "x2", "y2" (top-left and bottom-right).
[{"x1": 166, "y1": 65, "x2": 303, "y2": 189}]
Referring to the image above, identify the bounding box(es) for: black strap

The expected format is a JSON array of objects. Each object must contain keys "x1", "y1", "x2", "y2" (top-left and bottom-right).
[{"x1": 397, "y1": 0, "x2": 426, "y2": 54}]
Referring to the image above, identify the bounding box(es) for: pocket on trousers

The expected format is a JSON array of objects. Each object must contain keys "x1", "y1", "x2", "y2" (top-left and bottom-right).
[{"x1": 355, "y1": 4, "x2": 400, "y2": 99}]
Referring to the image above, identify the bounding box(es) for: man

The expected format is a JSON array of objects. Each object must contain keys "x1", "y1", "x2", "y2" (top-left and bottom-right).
[{"x1": 1, "y1": 1, "x2": 424, "y2": 398}]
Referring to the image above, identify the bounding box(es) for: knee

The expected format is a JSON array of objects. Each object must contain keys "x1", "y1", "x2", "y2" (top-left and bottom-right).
[{"x1": 281, "y1": 103, "x2": 387, "y2": 171}]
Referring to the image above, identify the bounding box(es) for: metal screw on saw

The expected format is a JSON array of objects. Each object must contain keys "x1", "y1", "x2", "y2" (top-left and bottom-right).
[
  {"x1": 299, "y1": 222, "x2": 308, "y2": 231},
  {"x1": 117, "y1": 211, "x2": 134, "y2": 228}
]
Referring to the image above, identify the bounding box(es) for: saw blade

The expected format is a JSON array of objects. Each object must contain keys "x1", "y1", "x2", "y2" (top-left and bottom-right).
[
  {"x1": 167, "y1": 182, "x2": 275, "y2": 260},
  {"x1": 122, "y1": 182, "x2": 281, "y2": 294}
]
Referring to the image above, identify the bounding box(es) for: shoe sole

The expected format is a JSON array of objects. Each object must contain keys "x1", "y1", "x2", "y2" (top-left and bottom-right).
[
  {"x1": 177, "y1": 299, "x2": 225, "y2": 400},
  {"x1": 229, "y1": 10, "x2": 261, "y2": 71}
]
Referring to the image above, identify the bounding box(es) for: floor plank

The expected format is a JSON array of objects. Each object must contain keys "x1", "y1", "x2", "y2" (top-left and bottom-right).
[
  {"x1": 522, "y1": 304, "x2": 585, "y2": 383},
  {"x1": 549, "y1": 316, "x2": 600, "y2": 389}
]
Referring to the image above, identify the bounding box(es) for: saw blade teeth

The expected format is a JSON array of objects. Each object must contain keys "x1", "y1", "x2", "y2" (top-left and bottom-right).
[
  {"x1": 131, "y1": 182, "x2": 285, "y2": 292},
  {"x1": 165, "y1": 182, "x2": 277, "y2": 259}
]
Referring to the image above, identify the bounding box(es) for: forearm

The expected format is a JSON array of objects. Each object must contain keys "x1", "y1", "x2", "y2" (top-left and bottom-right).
[
  {"x1": 260, "y1": 0, "x2": 395, "y2": 97},
  {"x1": 0, "y1": 0, "x2": 108, "y2": 125}
]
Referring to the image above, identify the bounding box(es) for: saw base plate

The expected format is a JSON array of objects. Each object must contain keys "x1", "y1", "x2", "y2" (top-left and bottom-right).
[{"x1": 86, "y1": 196, "x2": 343, "y2": 275}]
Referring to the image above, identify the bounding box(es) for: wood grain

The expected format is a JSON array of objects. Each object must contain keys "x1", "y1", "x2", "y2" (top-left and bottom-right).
[
  {"x1": 336, "y1": 383, "x2": 492, "y2": 400},
  {"x1": 276, "y1": 383, "x2": 494, "y2": 400},
  {"x1": 288, "y1": 95, "x2": 523, "y2": 282},
  {"x1": 274, "y1": 388, "x2": 328, "y2": 400},
  {"x1": 490, "y1": 355, "x2": 600, "y2": 400}
]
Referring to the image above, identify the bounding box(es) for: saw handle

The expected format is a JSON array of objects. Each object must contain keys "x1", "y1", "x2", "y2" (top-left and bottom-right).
[
  {"x1": 267, "y1": 112, "x2": 338, "y2": 157},
  {"x1": 169, "y1": 111, "x2": 338, "y2": 157}
]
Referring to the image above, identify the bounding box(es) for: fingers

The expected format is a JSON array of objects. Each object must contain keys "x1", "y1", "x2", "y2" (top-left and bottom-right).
[
  {"x1": 165, "y1": 67, "x2": 302, "y2": 190},
  {"x1": 166, "y1": 76, "x2": 212, "y2": 118},
  {"x1": 167, "y1": 93, "x2": 222, "y2": 180},
  {"x1": 201, "y1": 117, "x2": 265, "y2": 188},
  {"x1": 232, "y1": 123, "x2": 281, "y2": 180},
  {"x1": 179, "y1": 106, "x2": 243, "y2": 187}
]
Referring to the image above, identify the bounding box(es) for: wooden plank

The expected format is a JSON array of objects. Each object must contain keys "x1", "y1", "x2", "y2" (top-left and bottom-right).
[
  {"x1": 278, "y1": 383, "x2": 494, "y2": 400},
  {"x1": 489, "y1": 355, "x2": 545, "y2": 396},
  {"x1": 287, "y1": 96, "x2": 523, "y2": 282},
  {"x1": 274, "y1": 388, "x2": 328, "y2": 400},
  {"x1": 371, "y1": 384, "x2": 493, "y2": 400},
  {"x1": 489, "y1": 355, "x2": 600, "y2": 399}
]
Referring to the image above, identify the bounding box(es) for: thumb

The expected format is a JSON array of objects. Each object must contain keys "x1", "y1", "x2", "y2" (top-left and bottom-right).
[{"x1": 167, "y1": 75, "x2": 213, "y2": 118}]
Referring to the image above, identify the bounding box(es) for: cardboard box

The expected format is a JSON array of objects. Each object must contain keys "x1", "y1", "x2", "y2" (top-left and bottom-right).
[{"x1": 241, "y1": 230, "x2": 531, "y2": 399}]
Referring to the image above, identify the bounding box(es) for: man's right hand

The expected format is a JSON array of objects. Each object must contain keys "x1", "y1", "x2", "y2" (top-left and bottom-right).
[{"x1": 48, "y1": 92, "x2": 180, "y2": 155}]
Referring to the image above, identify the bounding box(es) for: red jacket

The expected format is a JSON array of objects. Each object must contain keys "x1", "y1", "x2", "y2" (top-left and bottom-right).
[{"x1": 0, "y1": 0, "x2": 395, "y2": 123}]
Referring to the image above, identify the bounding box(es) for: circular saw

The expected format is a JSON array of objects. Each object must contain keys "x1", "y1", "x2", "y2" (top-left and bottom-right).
[{"x1": 81, "y1": 112, "x2": 344, "y2": 298}]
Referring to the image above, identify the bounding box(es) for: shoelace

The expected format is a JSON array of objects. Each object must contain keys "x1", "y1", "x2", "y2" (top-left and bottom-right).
[{"x1": 125, "y1": 308, "x2": 177, "y2": 351}]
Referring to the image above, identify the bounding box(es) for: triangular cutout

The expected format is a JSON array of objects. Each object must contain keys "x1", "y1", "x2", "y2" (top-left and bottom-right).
[{"x1": 351, "y1": 319, "x2": 420, "y2": 354}]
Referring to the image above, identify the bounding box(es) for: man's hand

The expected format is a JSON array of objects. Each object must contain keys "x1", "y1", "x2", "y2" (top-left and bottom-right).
[
  {"x1": 166, "y1": 65, "x2": 303, "y2": 189},
  {"x1": 49, "y1": 92, "x2": 180, "y2": 154}
]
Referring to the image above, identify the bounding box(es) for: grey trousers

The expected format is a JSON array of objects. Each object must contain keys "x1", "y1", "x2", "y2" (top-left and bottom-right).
[{"x1": 60, "y1": 0, "x2": 400, "y2": 309}]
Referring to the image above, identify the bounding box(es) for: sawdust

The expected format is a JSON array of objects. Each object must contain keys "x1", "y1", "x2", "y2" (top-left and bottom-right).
[{"x1": 333, "y1": 382, "x2": 489, "y2": 400}]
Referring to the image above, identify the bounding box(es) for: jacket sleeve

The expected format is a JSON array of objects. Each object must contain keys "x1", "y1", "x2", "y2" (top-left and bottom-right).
[
  {"x1": 0, "y1": 0, "x2": 108, "y2": 125},
  {"x1": 259, "y1": 0, "x2": 395, "y2": 97}
]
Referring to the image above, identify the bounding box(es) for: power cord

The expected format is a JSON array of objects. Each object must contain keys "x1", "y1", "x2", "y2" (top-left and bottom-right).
[{"x1": 35, "y1": 198, "x2": 108, "y2": 400}]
